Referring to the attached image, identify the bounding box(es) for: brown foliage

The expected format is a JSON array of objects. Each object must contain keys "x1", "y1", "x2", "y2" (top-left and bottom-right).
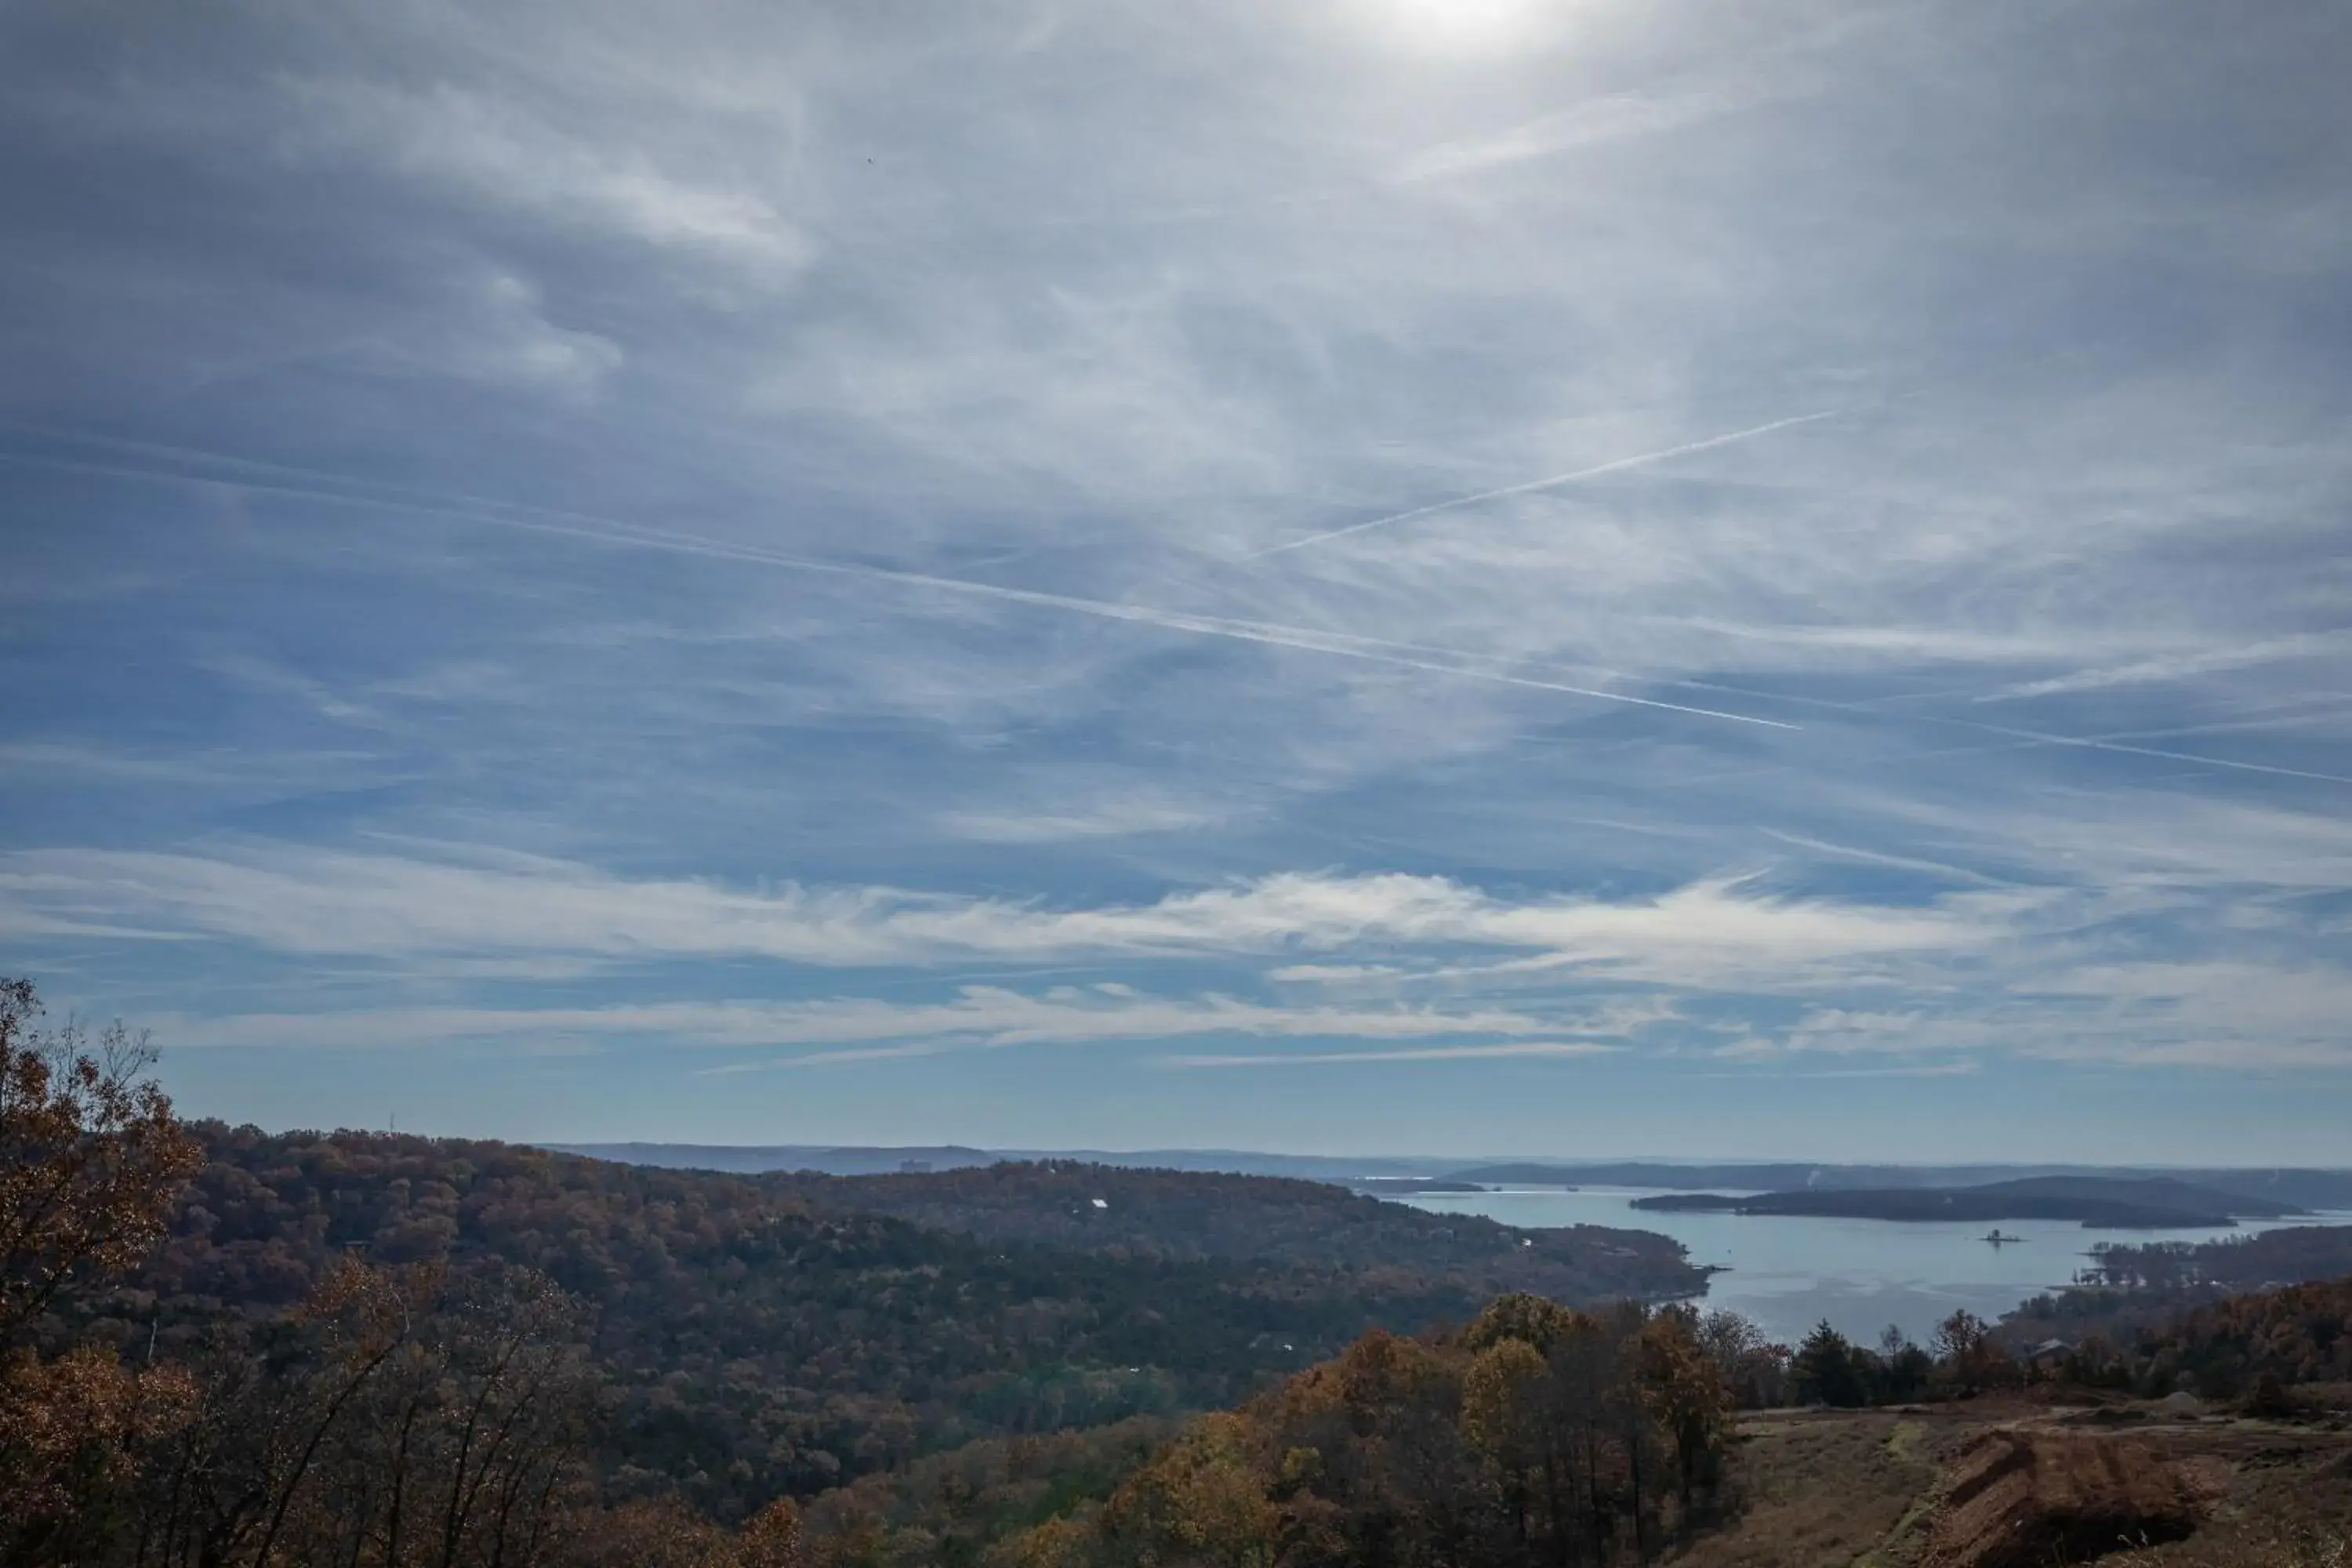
[
  {"x1": 2036, "y1": 1276, "x2": 2352, "y2": 1400},
  {"x1": 0, "y1": 1346, "x2": 198, "y2": 1552},
  {"x1": 2, "y1": 980, "x2": 205, "y2": 1568},
  {"x1": 1070, "y1": 1301, "x2": 1733, "y2": 1568},
  {"x1": 0, "y1": 978, "x2": 202, "y2": 1352}
]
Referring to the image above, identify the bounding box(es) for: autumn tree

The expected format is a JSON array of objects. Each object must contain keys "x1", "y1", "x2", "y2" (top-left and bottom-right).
[
  {"x1": 735, "y1": 1498, "x2": 807, "y2": 1568},
  {"x1": 1693, "y1": 1309, "x2": 1788, "y2": 1410},
  {"x1": 122, "y1": 1256, "x2": 605, "y2": 1568},
  {"x1": 1096, "y1": 1412, "x2": 1278, "y2": 1568},
  {"x1": 1463, "y1": 1290, "x2": 1580, "y2": 1355},
  {"x1": 1, "y1": 979, "x2": 203, "y2": 1568},
  {"x1": 985, "y1": 1515, "x2": 1091, "y2": 1568},
  {"x1": 0, "y1": 979, "x2": 202, "y2": 1352},
  {"x1": 1635, "y1": 1307, "x2": 1730, "y2": 1508},
  {"x1": 1932, "y1": 1309, "x2": 2015, "y2": 1395},
  {"x1": 1460, "y1": 1337, "x2": 1552, "y2": 1548}
]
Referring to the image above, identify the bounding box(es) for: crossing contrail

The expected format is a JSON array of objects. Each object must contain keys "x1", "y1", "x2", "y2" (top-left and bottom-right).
[
  {"x1": 1244, "y1": 408, "x2": 1842, "y2": 559},
  {"x1": 22, "y1": 428, "x2": 2349, "y2": 782},
  {"x1": 0, "y1": 442, "x2": 1797, "y2": 731}
]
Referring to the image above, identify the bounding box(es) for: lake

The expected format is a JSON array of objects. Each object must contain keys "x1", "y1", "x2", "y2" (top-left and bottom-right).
[{"x1": 1403, "y1": 1185, "x2": 2339, "y2": 1348}]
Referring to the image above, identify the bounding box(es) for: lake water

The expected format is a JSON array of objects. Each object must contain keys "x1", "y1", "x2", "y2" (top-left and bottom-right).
[{"x1": 1403, "y1": 1186, "x2": 2340, "y2": 1348}]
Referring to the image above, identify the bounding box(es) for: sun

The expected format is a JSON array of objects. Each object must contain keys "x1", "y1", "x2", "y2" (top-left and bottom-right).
[{"x1": 1361, "y1": 0, "x2": 1559, "y2": 58}]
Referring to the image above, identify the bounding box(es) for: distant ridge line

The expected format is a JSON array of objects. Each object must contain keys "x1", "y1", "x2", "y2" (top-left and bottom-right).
[{"x1": 541, "y1": 1145, "x2": 2352, "y2": 1210}]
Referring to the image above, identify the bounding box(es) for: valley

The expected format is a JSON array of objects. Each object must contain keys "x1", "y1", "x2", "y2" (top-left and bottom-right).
[{"x1": 9, "y1": 994, "x2": 2351, "y2": 1566}]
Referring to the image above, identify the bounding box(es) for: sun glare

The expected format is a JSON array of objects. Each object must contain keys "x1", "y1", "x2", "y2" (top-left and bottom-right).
[{"x1": 1362, "y1": 0, "x2": 1558, "y2": 58}]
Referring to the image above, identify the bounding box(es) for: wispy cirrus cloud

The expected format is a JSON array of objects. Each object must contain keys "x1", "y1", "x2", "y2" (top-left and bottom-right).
[
  {"x1": 1395, "y1": 87, "x2": 1764, "y2": 183},
  {"x1": 278, "y1": 78, "x2": 813, "y2": 274},
  {"x1": 4, "y1": 0, "x2": 2351, "y2": 1156},
  {"x1": 0, "y1": 844, "x2": 2016, "y2": 985},
  {"x1": 1160, "y1": 1041, "x2": 1624, "y2": 1068},
  {"x1": 1976, "y1": 633, "x2": 2352, "y2": 703},
  {"x1": 141, "y1": 985, "x2": 1647, "y2": 1057}
]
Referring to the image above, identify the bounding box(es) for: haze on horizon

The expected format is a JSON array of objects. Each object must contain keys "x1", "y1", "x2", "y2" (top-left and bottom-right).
[{"x1": 2, "y1": 0, "x2": 2348, "y2": 1165}]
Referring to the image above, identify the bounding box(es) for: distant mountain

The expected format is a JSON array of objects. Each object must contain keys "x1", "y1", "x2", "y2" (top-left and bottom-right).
[
  {"x1": 1632, "y1": 1174, "x2": 2303, "y2": 1229},
  {"x1": 1020, "y1": 1149, "x2": 1447, "y2": 1180},
  {"x1": 2177, "y1": 1168, "x2": 2352, "y2": 1211},
  {"x1": 546, "y1": 1142, "x2": 1446, "y2": 1180},
  {"x1": 1969, "y1": 1174, "x2": 2303, "y2": 1218},
  {"x1": 546, "y1": 1141, "x2": 997, "y2": 1174},
  {"x1": 1448, "y1": 1160, "x2": 1795, "y2": 1188},
  {"x1": 553, "y1": 1146, "x2": 2352, "y2": 1210}
]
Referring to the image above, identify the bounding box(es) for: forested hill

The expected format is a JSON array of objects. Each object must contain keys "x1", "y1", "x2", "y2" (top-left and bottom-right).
[
  {"x1": 2002, "y1": 1224, "x2": 2352, "y2": 1347},
  {"x1": 964, "y1": 1275, "x2": 2352, "y2": 1568},
  {"x1": 1447, "y1": 1162, "x2": 2352, "y2": 1209},
  {"x1": 1634, "y1": 1174, "x2": 2300, "y2": 1228},
  {"x1": 551, "y1": 1141, "x2": 997, "y2": 1174},
  {"x1": 760, "y1": 1160, "x2": 1699, "y2": 1301},
  {"x1": 86, "y1": 1124, "x2": 1696, "y2": 1522}
]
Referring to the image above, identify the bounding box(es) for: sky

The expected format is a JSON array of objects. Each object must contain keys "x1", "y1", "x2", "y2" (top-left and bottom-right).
[{"x1": 2, "y1": 0, "x2": 2349, "y2": 1163}]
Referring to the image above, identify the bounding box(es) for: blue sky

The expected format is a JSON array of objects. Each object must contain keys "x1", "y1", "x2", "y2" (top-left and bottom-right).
[{"x1": 3, "y1": 0, "x2": 2349, "y2": 1163}]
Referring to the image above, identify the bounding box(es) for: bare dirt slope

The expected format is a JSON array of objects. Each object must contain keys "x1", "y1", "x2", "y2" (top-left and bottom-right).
[
  {"x1": 1668, "y1": 1394, "x2": 2352, "y2": 1568},
  {"x1": 1922, "y1": 1428, "x2": 2212, "y2": 1567}
]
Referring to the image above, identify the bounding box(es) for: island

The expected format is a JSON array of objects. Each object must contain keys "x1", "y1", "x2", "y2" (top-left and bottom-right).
[
  {"x1": 1632, "y1": 1175, "x2": 2306, "y2": 1229},
  {"x1": 1436, "y1": 1164, "x2": 1585, "y2": 1188}
]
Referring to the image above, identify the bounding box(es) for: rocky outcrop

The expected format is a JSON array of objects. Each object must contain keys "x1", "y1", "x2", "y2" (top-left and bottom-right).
[{"x1": 1924, "y1": 1429, "x2": 2210, "y2": 1568}]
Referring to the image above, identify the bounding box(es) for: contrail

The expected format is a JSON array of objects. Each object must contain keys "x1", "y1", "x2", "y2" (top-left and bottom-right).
[
  {"x1": 1457, "y1": 655, "x2": 2352, "y2": 788},
  {"x1": 20, "y1": 430, "x2": 2347, "y2": 784},
  {"x1": 1973, "y1": 631, "x2": 2352, "y2": 703},
  {"x1": 1245, "y1": 408, "x2": 1842, "y2": 560},
  {"x1": 1637, "y1": 670, "x2": 2352, "y2": 785},
  {"x1": 0, "y1": 444, "x2": 1795, "y2": 731},
  {"x1": 1948, "y1": 717, "x2": 2352, "y2": 786}
]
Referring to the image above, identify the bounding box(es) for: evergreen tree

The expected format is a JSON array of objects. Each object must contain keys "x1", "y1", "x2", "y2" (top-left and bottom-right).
[{"x1": 1790, "y1": 1322, "x2": 1867, "y2": 1408}]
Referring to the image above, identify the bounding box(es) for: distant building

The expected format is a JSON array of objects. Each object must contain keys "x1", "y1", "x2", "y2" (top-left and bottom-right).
[{"x1": 899, "y1": 1159, "x2": 933, "y2": 1174}]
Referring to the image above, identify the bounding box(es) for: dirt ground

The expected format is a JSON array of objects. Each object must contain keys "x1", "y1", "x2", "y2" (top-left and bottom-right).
[{"x1": 1665, "y1": 1392, "x2": 2352, "y2": 1568}]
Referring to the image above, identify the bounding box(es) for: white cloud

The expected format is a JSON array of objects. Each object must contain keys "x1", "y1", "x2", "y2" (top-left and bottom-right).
[
  {"x1": 935, "y1": 792, "x2": 1232, "y2": 844},
  {"x1": 1791, "y1": 1062, "x2": 1980, "y2": 1080},
  {"x1": 1977, "y1": 632, "x2": 2352, "y2": 702},
  {"x1": 143, "y1": 985, "x2": 1632, "y2": 1058},
  {"x1": 1728, "y1": 971, "x2": 2352, "y2": 1073},
  {"x1": 410, "y1": 272, "x2": 624, "y2": 401},
  {"x1": 0, "y1": 845, "x2": 2013, "y2": 985},
  {"x1": 2022, "y1": 960, "x2": 2352, "y2": 1043},
  {"x1": 1396, "y1": 83, "x2": 1771, "y2": 183},
  {"x1": 1265, "y1": 964, "x2": 1403, "y2": 985},
  {"x1": 1161, "y1": 1041, "x2": 1622, "y2": 1068},
  {"x1": 282, "y1": 78, "x2": 811, "y2": 272},
  {"x1": 6, "y1": 0, "x2": 2352, "y2": 1129}
]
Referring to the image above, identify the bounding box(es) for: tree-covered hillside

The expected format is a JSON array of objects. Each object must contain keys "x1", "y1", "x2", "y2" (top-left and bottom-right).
[
  {"x1": 2002, "y1": 1225, "x2": 2352, "y2": 1350},
  {"x1": 1632, "y1": 1178, "x2": 2282, "y2": 1229},
  {"x1": 71, "y1": 1124, "x2": 1694, "y2": 1523},
  {"x1": 761, "y1": 1160, "x2": 1700, "y2": 1300},
  {"x1": 11, "y1": 982, "x2": 2352, "y2": 1568}
]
